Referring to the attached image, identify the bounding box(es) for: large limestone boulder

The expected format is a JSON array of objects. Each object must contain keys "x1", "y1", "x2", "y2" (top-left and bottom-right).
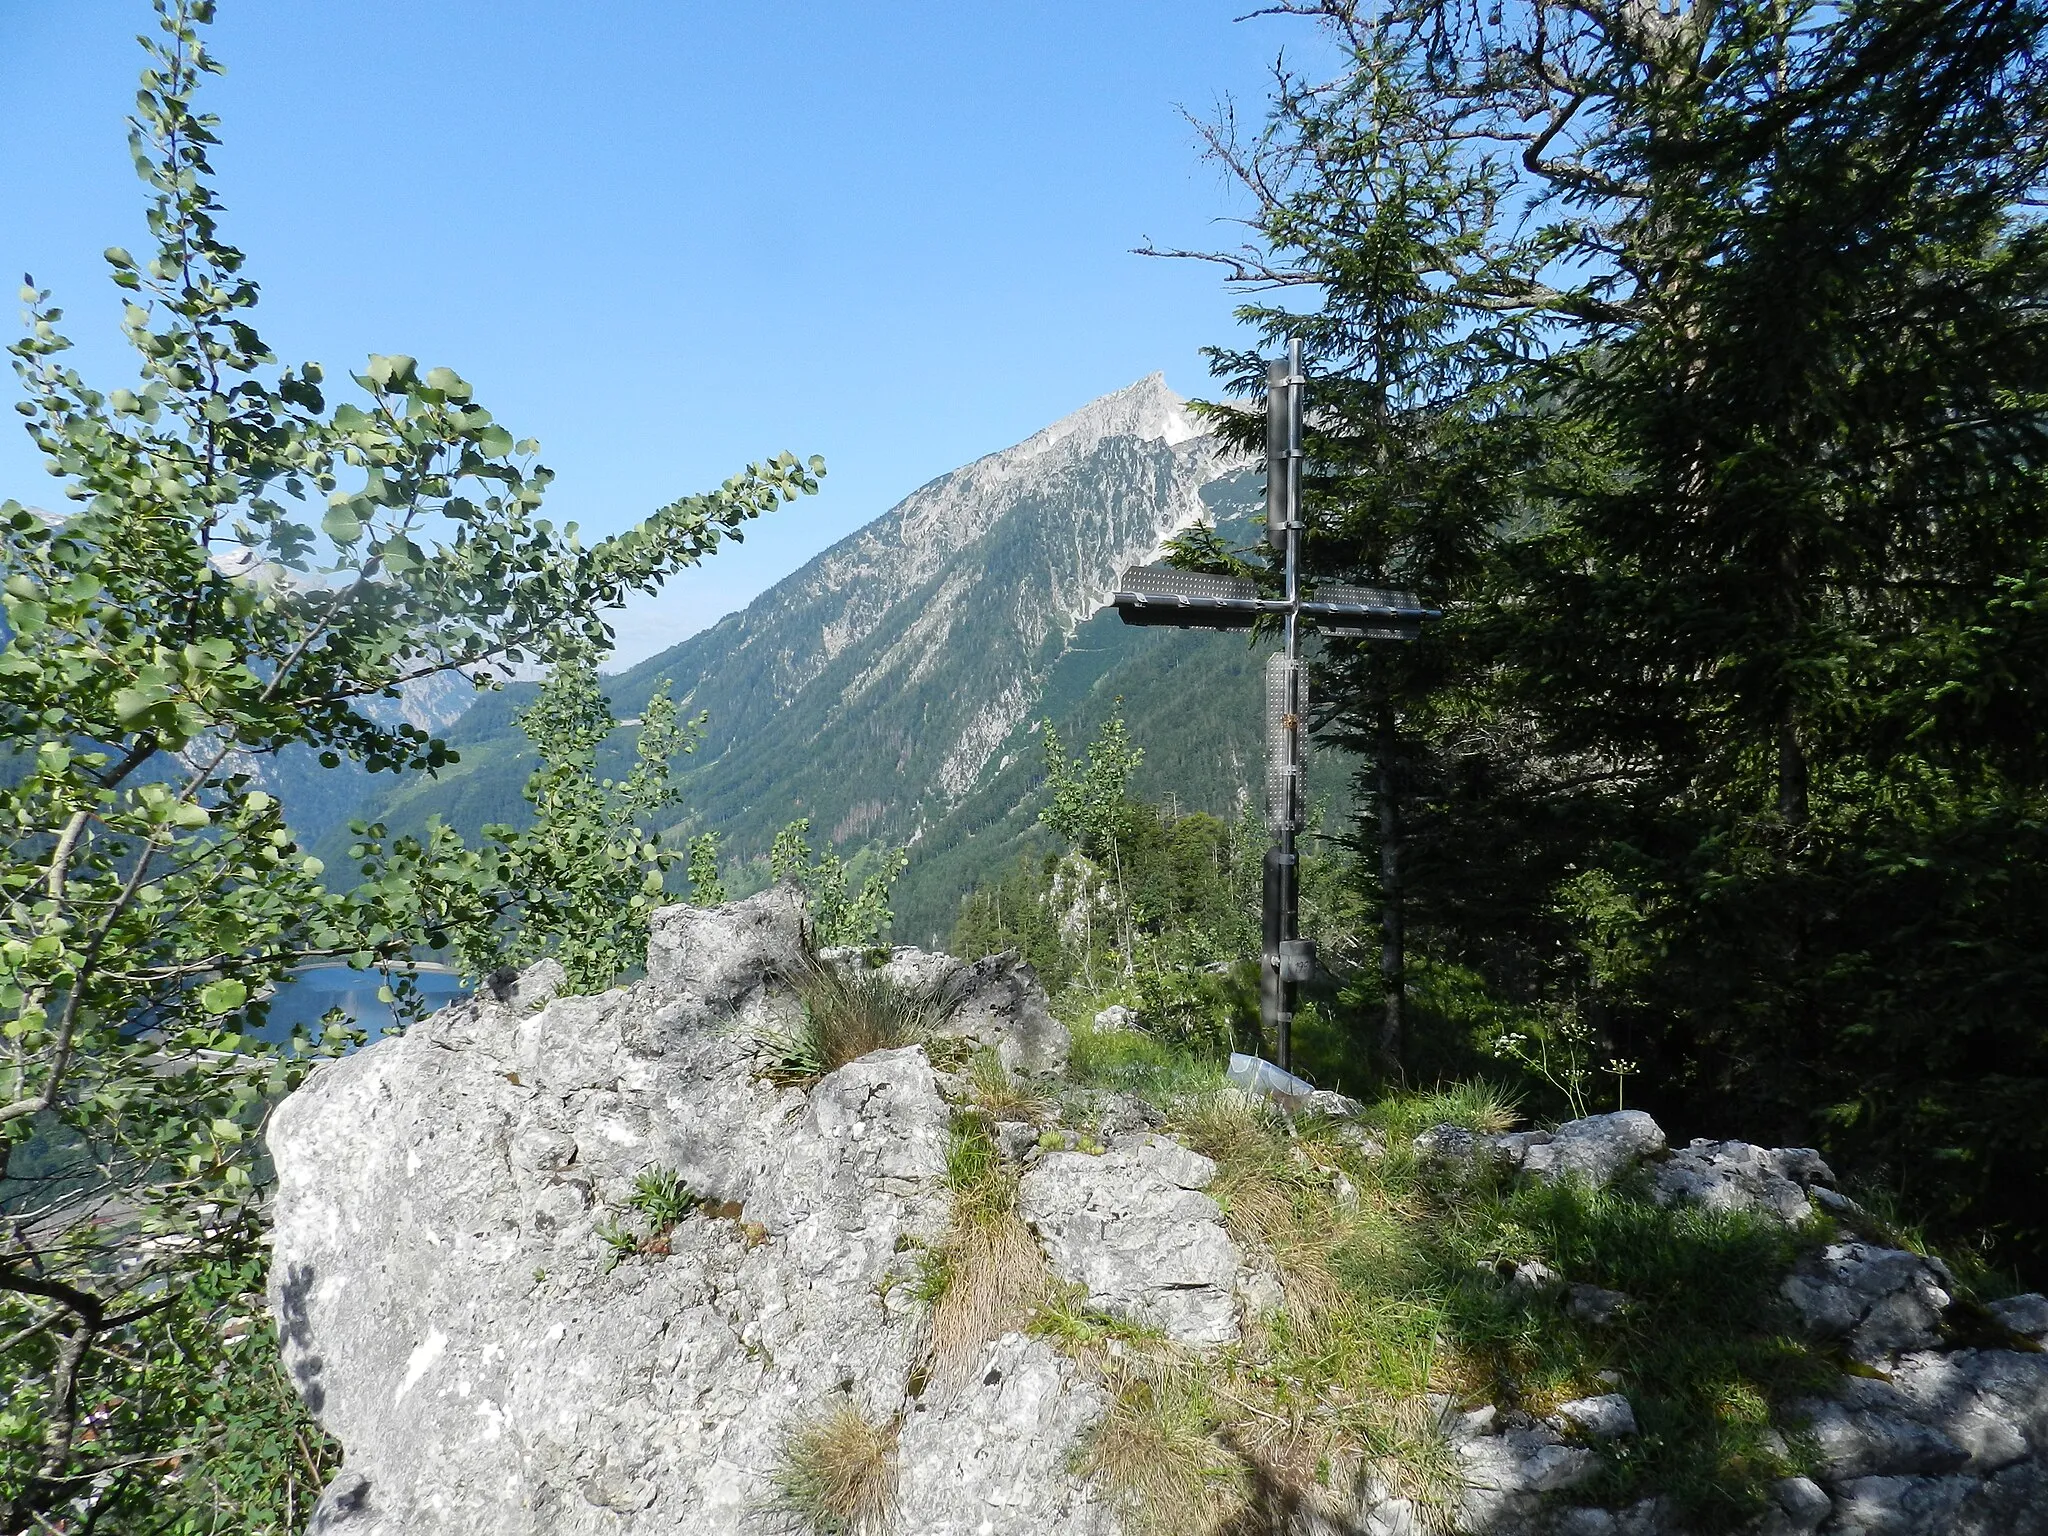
[{"x1": 267, "y1": 890, "x2": 1111, "y2": 1535}]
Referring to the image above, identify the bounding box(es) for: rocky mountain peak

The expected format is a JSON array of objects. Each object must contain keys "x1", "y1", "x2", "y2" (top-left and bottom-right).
[{"x1": 997, "y1": 373, "x2": 1207, "y2": 468}]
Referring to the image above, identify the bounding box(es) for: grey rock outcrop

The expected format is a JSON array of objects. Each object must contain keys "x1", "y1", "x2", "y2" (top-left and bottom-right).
[
  {"x1": 268, "y1": 889, "x2": 1113, "y2": 1535},
  {"x1": 879, "y1": 946, "x2": 1069, "y2": 1077},
  {"x1": 1519, "y1": 1111, "x2": 1667, "y2": 1186},
  {"x1": 269, "y1": 912, "x2": 2048, "y2": 1536},
  {"x1": 1781, "y1": 1241, "x2": 1956, "y2": 1361},
  {"x1": 1988, "y1": 1292, "x2": 2048, "y2": 1342},
  {"x1": 1017, "y1": 1133, "x2": 1244, "y2": 1345},
  {"x1": 1652, "y1": 1139, "x2": 1835, "y2": 1223}
]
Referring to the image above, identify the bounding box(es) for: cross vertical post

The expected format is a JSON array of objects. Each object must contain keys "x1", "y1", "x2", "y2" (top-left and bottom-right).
[
  {"x1": 1107, "y1": 343, "x2": 1438, "y2": 1078},
  {"x1": 1264, "y1": 340, "x2": 1308, "y2": 1071}
]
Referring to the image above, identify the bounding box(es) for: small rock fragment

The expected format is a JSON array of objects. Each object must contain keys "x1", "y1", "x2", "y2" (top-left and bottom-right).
[
  {"x1": 993, "y1": 1120, "x2": 1039, "y2": 1164},
  {"x1": 1415, "y1": 1123, "x2": 1478, "y2": 1161},
  {"x1": 1511, "y1": 1259, "x2": 1563, "y2": 1293},
  {"x1": 1095, "y1": 1090, "x2": 1164, "y2": 1143},
  {"x1": 1989, "y1": 1292, "x2": 2048, "y2": 1340},
  {"x1": 1556, "y1": 1392, "x2": 1638, "y2": 1440},
  {"x1": 1773, "y1": 1474, "x2": 1833, "y2": 1528},
  {"x1": 1301, "y1": 1088, "x2": 1362, "y2": 1118},
  {"x1": 1568, "y1": 1282, "x2": 1631, "y2": 1326}
]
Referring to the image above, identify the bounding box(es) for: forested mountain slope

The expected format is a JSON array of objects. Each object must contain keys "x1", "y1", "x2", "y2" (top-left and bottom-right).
[{"x1": 314, "y1": 377, "x2": 1344, "y2": 937}]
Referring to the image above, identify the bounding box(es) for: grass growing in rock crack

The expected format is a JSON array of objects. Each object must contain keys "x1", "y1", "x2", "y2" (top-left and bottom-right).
[
  {"x1": 756, "y1": 954, "x2": 968, "y2": 1086},
  {"x1": 596, "y1": 1164, "x2": 699, "y2": 1264},
  {"x1": 918, "y1": 1109, "x2": 1049, "y2": 1389},
  {"x1": 965, "y1": 1046, "x2": 1050, "y2": 1122},
  {"x1": 770, "y1": 1402, "x2": 897, "y2": 1535}
]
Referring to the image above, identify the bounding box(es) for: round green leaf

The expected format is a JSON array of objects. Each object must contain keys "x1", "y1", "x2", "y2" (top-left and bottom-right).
[{"x1": 198, "y1": 978, "x2": 247, "y2": 1015}]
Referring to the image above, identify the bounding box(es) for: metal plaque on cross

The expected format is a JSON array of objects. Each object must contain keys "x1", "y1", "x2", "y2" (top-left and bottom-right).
[{"x1": 1104, "y1": 340, "x2": 1439, "y2": 1073}]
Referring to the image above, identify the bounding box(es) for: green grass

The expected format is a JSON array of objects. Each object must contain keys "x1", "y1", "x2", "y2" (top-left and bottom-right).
[
  {"x1": 919, "y1": 1110, "x2": 1050, "y2": 1389},
  {"x1": 1064, "y1": 1017, "x2": 1231, "y2": 1099},
  {"x1": 1426, "y1": 1173, "x2": 1831, "y2": 1523},
  {"x1": 1026, "y1": 1046, "x2": 1845, "y2": 1533},
  {"x1": 754, "y1": 953, "x2": 966, "y2": 1085}
]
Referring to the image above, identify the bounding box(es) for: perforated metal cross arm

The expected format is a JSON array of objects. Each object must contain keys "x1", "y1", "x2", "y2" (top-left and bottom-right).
[
  {"x1": 1111, "y1": 566, "x2": 1438, "y2": 637},
  {"x1": 1109, "y1": 565, "x2": 1262, "y2": 630}
]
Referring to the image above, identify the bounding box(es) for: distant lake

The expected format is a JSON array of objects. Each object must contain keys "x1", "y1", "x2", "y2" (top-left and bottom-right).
[{"x1": 252, "y1": 964, "x2": 468, "y2": 1046}]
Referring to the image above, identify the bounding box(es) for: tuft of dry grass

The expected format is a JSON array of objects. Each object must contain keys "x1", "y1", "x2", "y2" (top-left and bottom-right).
[
  {"x1": 756, "y1": 954, "x2": 967, "y2": 1086},
  {"x1": 771, "y1": 1401, "x2": 897, "y2": 1535},
  {"x1": 1078, "y1": 1364, "x2": 1250, "y2": 1536},
  {"x1": 928, "y1": 1214, "x2": 1047, "y2": 1388},
  {"x1": 920, "y1": 1114, "x2": 1049, "y2": 1390},
  {"x1": 966, "y1": 1047, "x2": 1050, "y2": 1123}
]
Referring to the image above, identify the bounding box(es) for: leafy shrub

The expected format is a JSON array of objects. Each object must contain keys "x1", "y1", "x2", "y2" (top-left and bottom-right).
[{"x1": 771, "y1": 820, "x2": 907, "y2": 948}]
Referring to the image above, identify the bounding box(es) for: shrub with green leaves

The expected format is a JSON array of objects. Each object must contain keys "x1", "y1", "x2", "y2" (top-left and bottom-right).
[
  {"x1": 770, "y1": 818, "x2": 906, "y2": 949},
  {"x1": 353, "y1": 651, "x2": 700, "y2": 994},
  {"x1": 0, "y1": 4, "x2": 819, "y2": 1527}
]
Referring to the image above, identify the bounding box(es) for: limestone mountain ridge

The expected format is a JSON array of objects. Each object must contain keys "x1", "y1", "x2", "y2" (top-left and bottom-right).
[{"x1": 318, "y1": 375, "x2": 1293, "y2": 941}]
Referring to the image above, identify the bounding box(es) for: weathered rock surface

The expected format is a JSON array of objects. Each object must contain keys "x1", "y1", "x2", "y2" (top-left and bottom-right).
[
  {"x1": 268, "y1": 889, "x2": 1112, "y2": 1534},
  {"x1": 269, "y1": 908, "x2": 2048, "y2": 1536},
  {"x1": 1519, "y1": 1111, "x2": 1667, "y2": 1186},
  {"x1": 880, "y1": 946, "x2": 1071, "y2": 1077},
  {"x1": 1652, "y1": 1139, "x2": 1834, "y2": 1223},
  {"x1": 1017, "y1": 1133, "x2": 1245, "y2": 1345},
  {"x1": 1782, "y1": 1241, "x2": 1956, "y2": 1361}
]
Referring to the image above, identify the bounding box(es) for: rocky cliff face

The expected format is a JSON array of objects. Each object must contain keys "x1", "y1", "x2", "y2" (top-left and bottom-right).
[
  {"x1": 316, "y1": 377, "x2": 1268, "y2": 928},
  {"x1": 602, "y1": 373, "x2": 1232, "y2": 847},
  {"x1": 267, "y1": 895, "x2": 2048, "y2": 1535}
]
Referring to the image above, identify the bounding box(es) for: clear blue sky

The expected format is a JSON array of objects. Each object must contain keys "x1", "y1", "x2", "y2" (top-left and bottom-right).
[{"x1": 1, "y1": 2, "x2": 1329, "y2": 664}]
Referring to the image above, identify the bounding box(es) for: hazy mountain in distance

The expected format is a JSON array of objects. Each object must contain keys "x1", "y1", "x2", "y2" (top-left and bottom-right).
[{"x1": 315, "y1": 376, "x2": 1349, "y2": 941}]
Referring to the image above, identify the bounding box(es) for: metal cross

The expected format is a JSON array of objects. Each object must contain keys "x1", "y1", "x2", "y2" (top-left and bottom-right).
[{"x1": 1107, "y1": 340, "x2": 1439, "y2": 1074}]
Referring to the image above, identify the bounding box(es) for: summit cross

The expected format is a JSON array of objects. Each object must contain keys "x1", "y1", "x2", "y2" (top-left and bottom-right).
[{"x1": 1106, "y1": 341, "x2": 1439, "y2": 1073}]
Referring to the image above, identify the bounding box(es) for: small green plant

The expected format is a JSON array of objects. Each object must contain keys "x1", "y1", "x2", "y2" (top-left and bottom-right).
[
  {"x1": 1488, "y1": 1001, "x2": 1596, "y2": 1119},
  {"x1": 594, "y1": 1166, "x2": 697, "y2": 1268},
  {"x1": 771, "y1": 819, "x2": 908, "y2": 948},
  {"x1": 755, "y1": 955, "x2": 965, "y2": 1086},
  {"x1": 595, "y1": 1218, "x2": 641, "y2": 1266},
  {"x1": 771, "y1": 1401, "x2": 897, "y2": 1535},
  {"x1": 631, "y1": 1165, "x2": 698, "y2": 1230},
  {"x1": 688, "y1": 831, "x2": 727, "y2": 906}
]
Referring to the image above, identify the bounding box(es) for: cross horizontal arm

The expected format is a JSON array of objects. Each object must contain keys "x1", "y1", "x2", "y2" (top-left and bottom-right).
[{"x1": 1108, "y1": 564, "x2": 1439, "y2": 636}]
